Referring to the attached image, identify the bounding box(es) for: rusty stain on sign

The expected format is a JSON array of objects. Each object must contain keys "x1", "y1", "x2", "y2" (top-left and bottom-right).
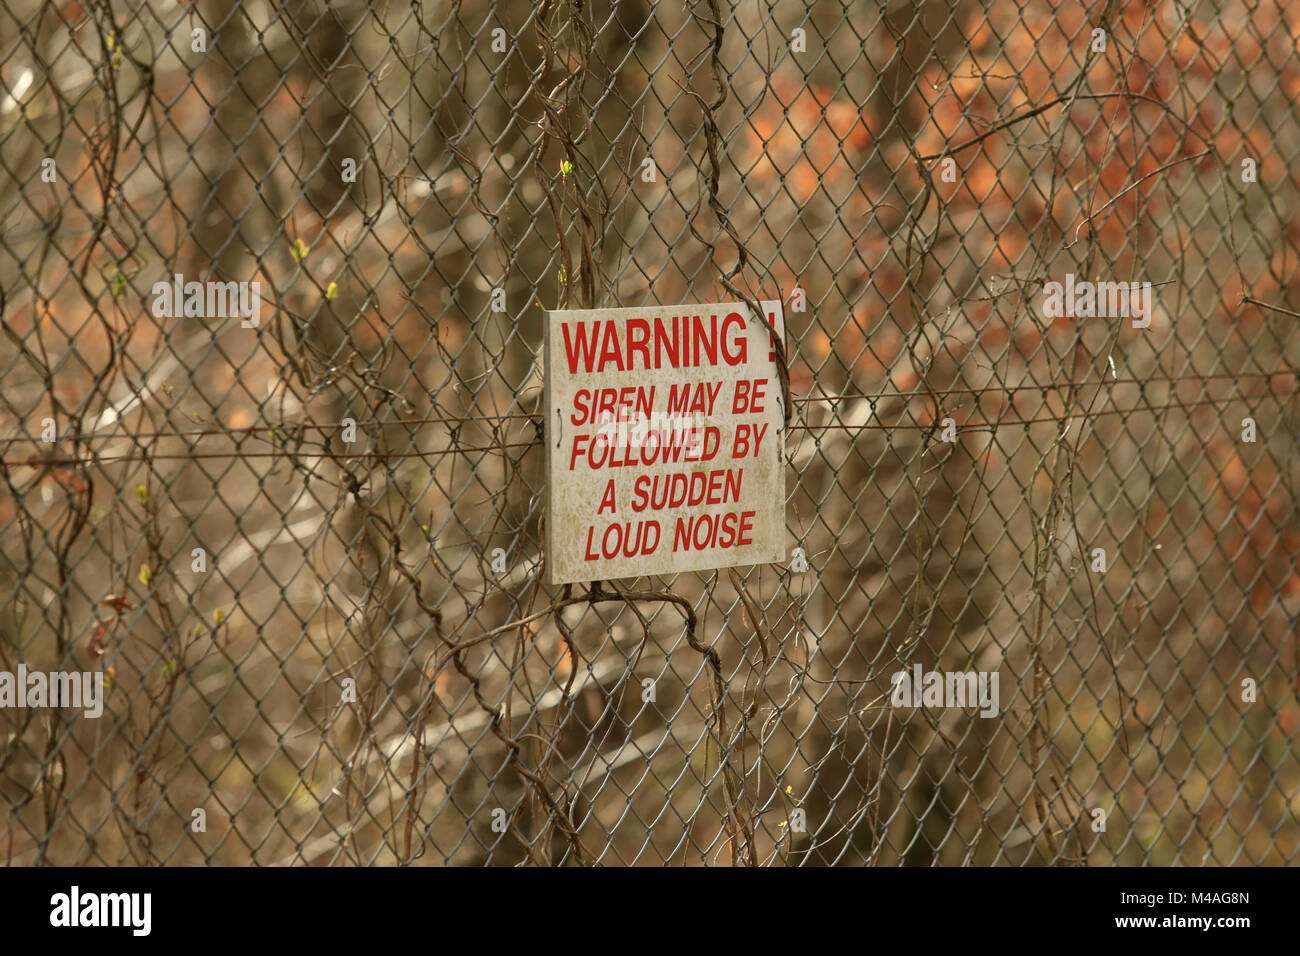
[{"x1": 544, "y1": 300, "x2": 786, "y2": 585}]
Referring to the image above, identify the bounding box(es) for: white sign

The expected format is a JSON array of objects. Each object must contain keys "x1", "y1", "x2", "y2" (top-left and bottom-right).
[{"x1": 544, "y1": 300, "x2": 786, "y2": 585}]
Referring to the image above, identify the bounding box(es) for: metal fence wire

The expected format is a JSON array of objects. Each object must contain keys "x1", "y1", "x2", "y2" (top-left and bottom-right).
[{"x1": 0, "y1": 0, "x2": 1297, "y2": 867}]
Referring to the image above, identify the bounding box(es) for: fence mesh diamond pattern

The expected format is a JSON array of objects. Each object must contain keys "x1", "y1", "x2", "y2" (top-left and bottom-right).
[{"x1": 0, "y1": 0, "x2": 1297, "y2": 866}]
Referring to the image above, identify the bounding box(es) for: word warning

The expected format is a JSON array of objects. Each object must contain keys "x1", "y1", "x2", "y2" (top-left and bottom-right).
[{"x1": 544, "y1": 300, "x2": 786, "y2": 585}]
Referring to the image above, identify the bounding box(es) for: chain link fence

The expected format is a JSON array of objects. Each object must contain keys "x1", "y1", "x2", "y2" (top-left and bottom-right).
[{"x1": 0, "y1": 0, "x2": 1297, "y2": 866}]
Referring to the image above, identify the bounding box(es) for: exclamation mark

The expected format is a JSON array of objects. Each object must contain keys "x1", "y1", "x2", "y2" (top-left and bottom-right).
[{"x1": 767, "y1": 310, "x2": 777, "y2": 362}]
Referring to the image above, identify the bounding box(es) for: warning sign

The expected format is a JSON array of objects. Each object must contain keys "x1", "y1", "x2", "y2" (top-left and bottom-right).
[{"x1": 544, "y1": 300, "x2": 786, "y2": 585}]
